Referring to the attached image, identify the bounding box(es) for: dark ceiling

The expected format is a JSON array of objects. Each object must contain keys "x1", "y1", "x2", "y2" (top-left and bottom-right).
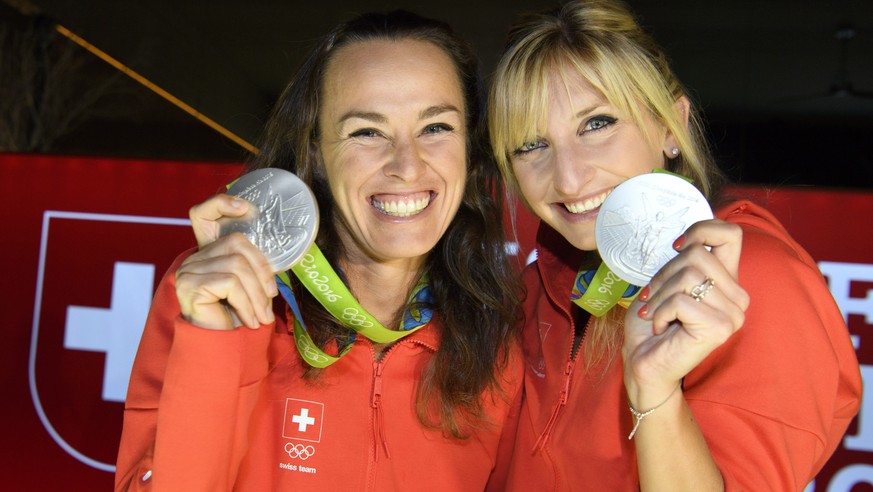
[{"x1": 3, "y1": 0, "x2": 873, "y2": 188}]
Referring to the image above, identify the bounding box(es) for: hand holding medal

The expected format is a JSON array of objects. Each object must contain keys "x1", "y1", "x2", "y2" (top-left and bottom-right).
[
  {"x1": 175, "y1": 168, "x2": 318, "y2": 330},
  {"x1": 615, "y1": 173, "x2": 749, "y2": 409}
]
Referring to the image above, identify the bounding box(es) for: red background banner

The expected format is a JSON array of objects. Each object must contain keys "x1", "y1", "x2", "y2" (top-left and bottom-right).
[{"x1": 2, "y1": 153, "x2": 871, "y2": 490}]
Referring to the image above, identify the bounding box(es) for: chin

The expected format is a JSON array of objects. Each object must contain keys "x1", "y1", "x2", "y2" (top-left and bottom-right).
[
  {"x1": 550, "y1": 222, "x2": 596, "y2": 251},
  {"x1": 373, "y1": 238, "x2": 437, "y2": 263},
  {"x1": 569, "y1": 238, "x2": 596, "y2": 252},
  {"x1": 560, "y1": 229, "x2": 596, "y2": 251}
]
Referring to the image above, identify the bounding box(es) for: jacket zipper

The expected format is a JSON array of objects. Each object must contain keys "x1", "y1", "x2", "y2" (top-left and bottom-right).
[
  {"x1": 532, "y1": 281, "x2": 592, "y2": 454},
  {"x1": 371, "y1": 360, "x2": 391, "y2": 461},
  {"x1": 368, "y1": 339, "x2": 436, "y2": 462},
  {"x1": 366, "y1": 338, "x2": 436, "y2": 492}
]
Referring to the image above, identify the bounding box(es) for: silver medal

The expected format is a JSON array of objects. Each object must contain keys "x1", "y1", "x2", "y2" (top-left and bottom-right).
[
  {"x1": 594, "y1": 173, "x2": 713, "y2": 286},
  {"x1": 220, "y1": 168, "x2": 319, "y2": 272}
]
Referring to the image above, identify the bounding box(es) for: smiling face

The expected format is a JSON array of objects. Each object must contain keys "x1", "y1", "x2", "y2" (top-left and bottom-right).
[
  {"x1": 510, "y1": 68, "x2": 676, "y2": 251},
  {"x1": 317, "y1": 38, "x2": 467, "y2": 266}
]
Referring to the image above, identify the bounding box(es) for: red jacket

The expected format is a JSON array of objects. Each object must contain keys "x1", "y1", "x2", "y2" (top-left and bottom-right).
[
  {"x1": 501, "y1": 201, "x2": 862, "y2": 491},
  {"x1": 115, "y1": 251, "x2": 523, "y2": 491}
]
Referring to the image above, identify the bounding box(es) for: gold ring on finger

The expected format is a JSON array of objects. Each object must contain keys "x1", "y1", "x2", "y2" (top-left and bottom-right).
[{"x1": 689, "y1": 277, "x2": 715, "y2": 302}]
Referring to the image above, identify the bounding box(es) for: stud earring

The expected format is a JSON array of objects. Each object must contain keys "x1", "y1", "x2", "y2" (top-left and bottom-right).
[{"x1": 670, "y1": 147, "x2": 680, "y2": 156}]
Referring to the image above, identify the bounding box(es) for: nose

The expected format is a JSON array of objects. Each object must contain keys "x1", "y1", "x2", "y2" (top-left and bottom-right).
[
  {"x1": 552, "y1": 145, "x2": 590, "y2": 197},
  {"x1": 384, "y1": 135, "x2": 427, "y2": 181}
]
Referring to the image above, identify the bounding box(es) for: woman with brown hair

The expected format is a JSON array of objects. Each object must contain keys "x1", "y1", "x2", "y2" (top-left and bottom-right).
[{"x1": 116, "y1": 10, "x2": 521, "y2": 491}]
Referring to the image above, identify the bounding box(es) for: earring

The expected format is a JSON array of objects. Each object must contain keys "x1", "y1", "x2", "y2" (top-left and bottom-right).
[{"x1": 670, "y1": 147, "x2": 680, "y2": 156}]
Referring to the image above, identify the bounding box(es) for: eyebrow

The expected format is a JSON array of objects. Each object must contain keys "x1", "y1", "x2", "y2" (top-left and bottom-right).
[
  {"x1": 338, "y1": 111, "x2": 387, "y2": 125},
  {"x1": 419, "y1": 104, "x2": 461, "y2": 120},
  {"x1": 337, "y1": 105, "x2": 462, "y2": 126},
  {"x1": 574, "y1": 103, "x2": 607, "y2": 119}
]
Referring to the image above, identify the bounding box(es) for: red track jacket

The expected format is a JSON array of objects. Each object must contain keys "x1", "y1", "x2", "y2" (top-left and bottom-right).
[
  {"x1": 115, "y1": 251, "x2": 523, "y2": 491},
  {"x1": 501, "y1": 200, "x2": 861, "y2": 491}
]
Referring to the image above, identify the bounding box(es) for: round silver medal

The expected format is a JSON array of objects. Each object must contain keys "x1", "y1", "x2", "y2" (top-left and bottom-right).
[
  {"x1": 219, "y1": 168, "x2": 319, "y2": 272},
  {"x1": 594, "y1": 172, "x2": 713, "y2": 286}
]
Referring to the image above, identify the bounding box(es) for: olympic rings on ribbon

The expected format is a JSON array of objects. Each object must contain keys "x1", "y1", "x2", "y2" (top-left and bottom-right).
[
  {"x1": 583, "y1": 298, "x2": 612, "y2": 311},
  {"x1": 295, "y1": 336, "x2": 329, "y2": 363},
  {"x1": 342, "y1": 307, "x2": 374, "y2": 328},
  {"x1": 284, "y1": 442, "x2": 316, "y2": 460},
  {"x1": 689, "y1": 277, "x2": 716, "y2": 302}
]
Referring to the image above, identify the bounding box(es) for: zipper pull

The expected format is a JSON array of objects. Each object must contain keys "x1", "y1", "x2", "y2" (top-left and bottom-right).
[
  {"x1": 532, "y1": 360, "x2": 575, "y2": 454},
  {"x1": 371, "y1": 362, "x2": 391, "y2": 460}
]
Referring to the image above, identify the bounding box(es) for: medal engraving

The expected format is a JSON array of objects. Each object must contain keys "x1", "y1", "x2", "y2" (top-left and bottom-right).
[
  {"x1": 595, "y1": 173, "x2": 712, "y2": 286},
  {"x1": 220, "y1": 168, "x2": 319, "y2": 272}
]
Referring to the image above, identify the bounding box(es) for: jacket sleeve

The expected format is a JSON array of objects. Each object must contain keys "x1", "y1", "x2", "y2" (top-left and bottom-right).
[
  {"x1": 114, "y1": 251, "x2": 273, "y2": 491},
  {"x1": 685, "y1": 204, "x2": 862, "y2": 490}
]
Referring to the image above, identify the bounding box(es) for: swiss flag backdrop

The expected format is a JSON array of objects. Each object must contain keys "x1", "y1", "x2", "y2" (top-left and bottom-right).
[
  {"x1": 2, "y1": 153, "x2": 872, "y2": 490},
  {"x1": 33, "y1": 214, "x2": 190, "y2": 469},
  {"x1": 2, "y1": 154, "x2": 243, "y2": 489}
]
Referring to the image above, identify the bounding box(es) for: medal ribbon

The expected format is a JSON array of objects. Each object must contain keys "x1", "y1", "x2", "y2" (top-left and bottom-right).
[
  {"x1": 652, "y1": 167, "x2": 693, "y2": 182},
  {"x1": 570, "y1": 262, "x2": 641, "y2": 317},
  {"x1": 276, "y1": 244, "x2": 433, "y2": 367}
]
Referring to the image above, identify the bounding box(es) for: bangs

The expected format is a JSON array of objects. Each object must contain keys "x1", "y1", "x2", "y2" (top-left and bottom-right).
[
  {"x1": 488, "y1": 13, "x2": 688, "y2": 190},
  {"x1": 565, "y1": 43, "x2": 667, "y2": 147},
  {"x1": 490, "y1": 40, "x2": 666, "y2": 174},
  {"x1": 489, "y1": 46, "x2": 553, "y2": 178}
]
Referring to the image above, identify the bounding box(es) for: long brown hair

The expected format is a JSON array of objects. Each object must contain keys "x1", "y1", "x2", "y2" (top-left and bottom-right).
[{"x1": 250, "y1": 10, "x2": 519, "y2": 438}]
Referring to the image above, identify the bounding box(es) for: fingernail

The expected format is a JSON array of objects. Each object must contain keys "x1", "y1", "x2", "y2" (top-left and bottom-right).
[
  {"x1": 265, "y1": 304, "x2": 275, "y2": 324},
  {"x1": 230, "y1": 198, "x2": 245, "y2": 208},
  {"x1": 637, "y1": 305, "x2": 648, "y2": 318},
  {"x1": 673, "y1": 235, "x2": 686, "y2": 250},
  {"x1": 639, "y1": 285, "x2": 650, "y2": 301}
]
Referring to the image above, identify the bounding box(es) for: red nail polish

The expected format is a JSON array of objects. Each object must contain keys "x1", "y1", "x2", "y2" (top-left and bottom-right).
[
  {"x1": 637, "y1": 305, "x2": 648, "y2": 318},
  {"x1": 639, "y1": 285, "x2": 650, "y2": 301},
  {"x1": 672, "y1": 235, "x2": 686, "y2": 250}
]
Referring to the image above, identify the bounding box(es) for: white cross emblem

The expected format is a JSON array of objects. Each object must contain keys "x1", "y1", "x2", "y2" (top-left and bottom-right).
[
  {"x1": 292, "y1": 408, "x2": 316, "y2": 432},
  {"x1": 65, "y1": 262, "x2": 154, "y2": 402}
]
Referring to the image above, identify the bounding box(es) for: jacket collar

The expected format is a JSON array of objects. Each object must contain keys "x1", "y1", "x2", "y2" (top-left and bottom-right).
[
  {"x1": 399, "y1": 317, "x2": 440, "y2": 351},
  {"x1": 534, "y1": 221, "x2": 598, "y2": 304}
]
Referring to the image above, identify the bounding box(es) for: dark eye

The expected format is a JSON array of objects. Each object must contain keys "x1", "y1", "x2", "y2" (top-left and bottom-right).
[
  {"x1": 349, "y1": 128, "x2": 381, "y2": 138},
  {"x1": 512, "y1": 138, "x2": 546, "y2": 156},
  {"x1": 422, "y1": 123, "x2": 454, "y2": 135},
  {"x1": 582, "y1": 115, "x2": 617, "y2": 133}
]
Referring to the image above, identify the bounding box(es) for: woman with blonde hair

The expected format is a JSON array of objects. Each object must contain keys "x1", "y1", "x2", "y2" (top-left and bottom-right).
[{"x1": 489, "y1": 0, "x2": 861, "y2": 489}]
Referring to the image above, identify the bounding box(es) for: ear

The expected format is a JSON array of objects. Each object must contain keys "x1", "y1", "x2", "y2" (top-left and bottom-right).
[{"x1": 661, "y1": 95, "x2": 691, "y2": 159}]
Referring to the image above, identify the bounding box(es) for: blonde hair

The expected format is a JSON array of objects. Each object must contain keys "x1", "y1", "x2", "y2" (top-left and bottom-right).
[{"x1": 489, "y1": 0, "x2": 725, "y2": 366}]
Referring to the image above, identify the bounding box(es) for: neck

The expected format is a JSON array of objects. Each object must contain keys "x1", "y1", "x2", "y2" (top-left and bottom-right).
[{"x1": 339, "y1": 252, "x2": 425, "y2": 329}]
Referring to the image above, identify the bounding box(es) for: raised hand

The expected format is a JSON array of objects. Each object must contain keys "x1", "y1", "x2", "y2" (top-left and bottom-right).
[
  {"x1": 175, "y1": 194, "x2": 278, "y2": 330},
  {"x1": 622, "y1": 219, "x2": 750, "y2": 409}
]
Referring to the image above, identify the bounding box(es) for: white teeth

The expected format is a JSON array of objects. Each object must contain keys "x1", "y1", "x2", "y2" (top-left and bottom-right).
[
  {"x1": 372, "y1": 195, "x2": 430, "y2": 217},
  {"x1": 564, "y1": 190, "x2": 609, "y2": 214}
]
